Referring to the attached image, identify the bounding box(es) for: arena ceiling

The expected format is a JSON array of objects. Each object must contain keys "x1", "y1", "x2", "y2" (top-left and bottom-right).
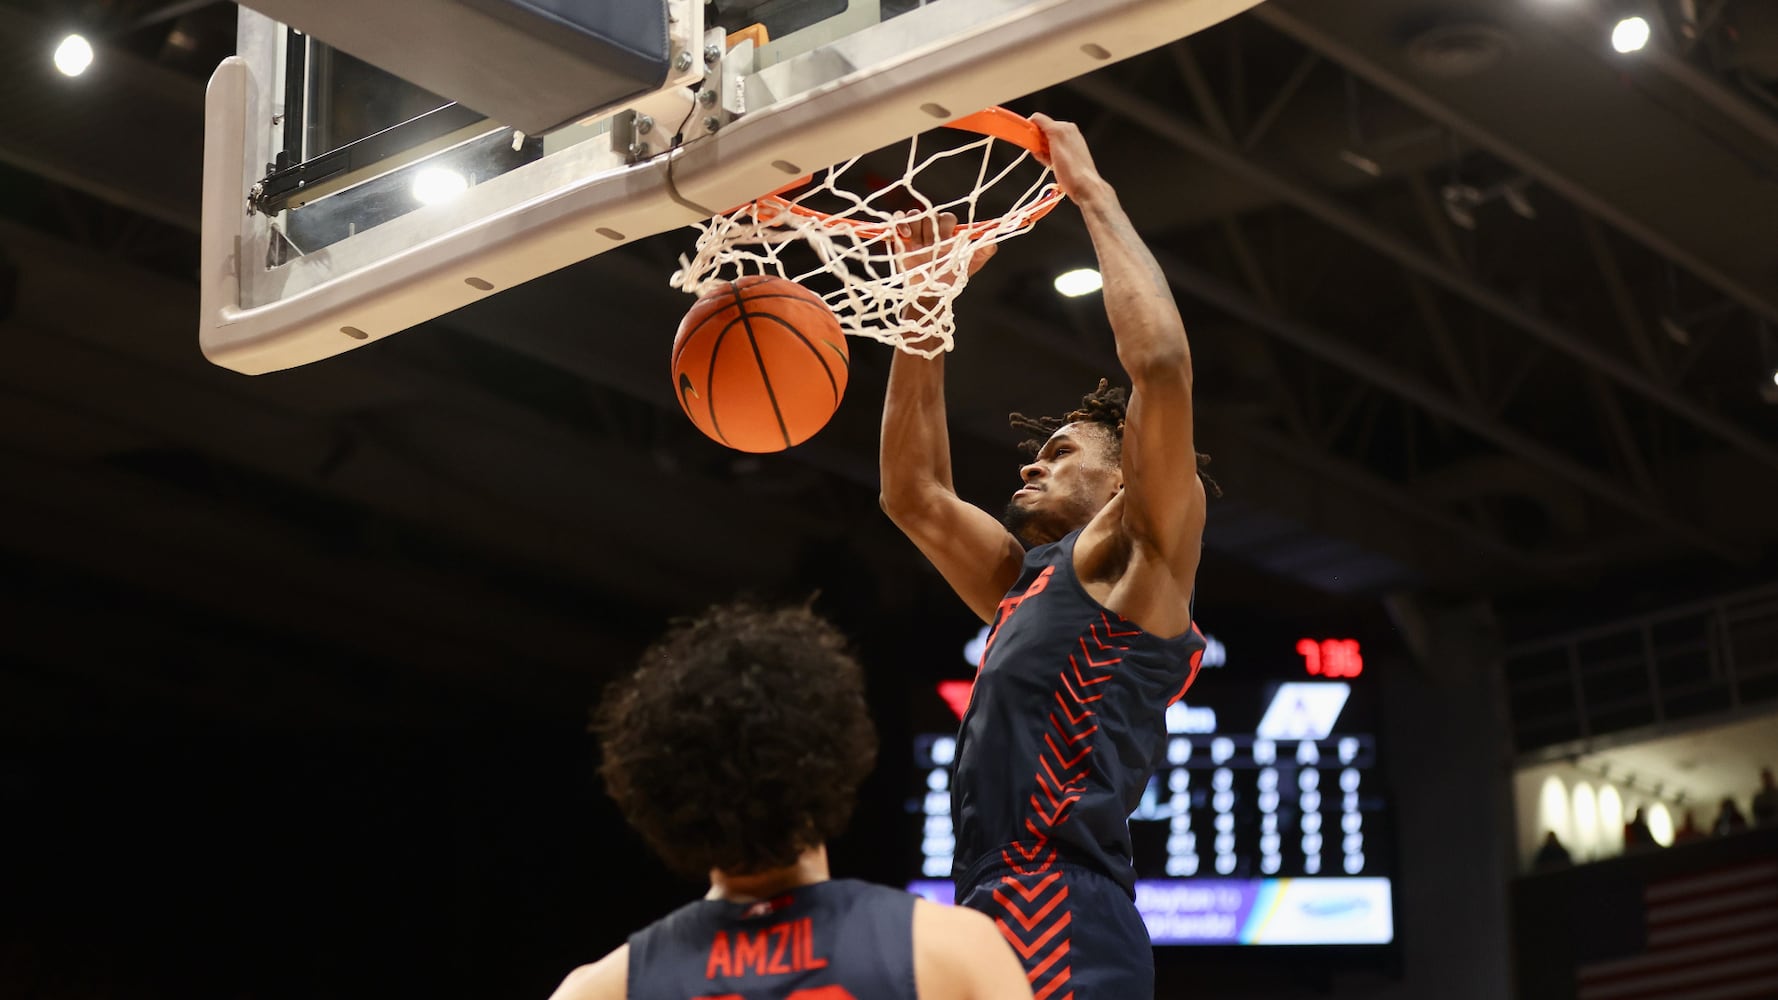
[{"x1": 1, "y1": 0, "x2": 1777, "y2": 696}]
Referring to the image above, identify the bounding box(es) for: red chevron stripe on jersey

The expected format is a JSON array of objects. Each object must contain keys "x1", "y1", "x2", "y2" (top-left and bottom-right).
[
  {"x1": 991, "y1": 870, "x2": 1076, "y2": 1000},
  {"x1": 952, "y1": 528, "x2": 1204, "y2": 995},
  {"x1": 980, "y1": 611, "x2": 1134, "y2": 1000}
]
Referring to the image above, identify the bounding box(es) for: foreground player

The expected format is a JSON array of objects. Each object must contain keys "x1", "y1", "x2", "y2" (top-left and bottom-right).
[
  {"x1": 550, "y1": 602, "x2": 1032, "y2": 1000},
  {"x1": 880, "y1": 115, "x2": 1209, "y2": 996}
]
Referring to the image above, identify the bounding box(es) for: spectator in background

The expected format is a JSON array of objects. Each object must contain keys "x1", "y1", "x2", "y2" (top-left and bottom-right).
[
  {"x1": 1752, "y1": 768, "x2": 1778, "y2": 829},
  {"x1": 1713, "y1": 796, "x2": 1749, "y2": 837},
  {"x1": 1625, "y1": 807, "x2": 1659, "y2": 853},
  {"x1": 1672, "y1": 810, "x2": 1706, "y2": 844},
  {"x1": 1532, "y1": 831, "x2": 1573, "y2": 872}
]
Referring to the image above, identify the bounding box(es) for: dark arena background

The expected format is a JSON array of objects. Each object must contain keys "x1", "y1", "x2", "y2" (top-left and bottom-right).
[{"x1": 4, "y1": 1, "x2": 1778, "y2": 998}]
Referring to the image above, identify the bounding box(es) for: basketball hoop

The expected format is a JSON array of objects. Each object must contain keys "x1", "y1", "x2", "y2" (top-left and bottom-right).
[{"x1": 671, "y1": 107, "x2": 1065, "y2": 358}]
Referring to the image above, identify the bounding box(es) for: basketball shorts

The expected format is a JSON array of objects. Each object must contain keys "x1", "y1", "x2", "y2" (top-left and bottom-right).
[{"x1": 956, "y1": 859, "x2": 1153, "y2": 1000}]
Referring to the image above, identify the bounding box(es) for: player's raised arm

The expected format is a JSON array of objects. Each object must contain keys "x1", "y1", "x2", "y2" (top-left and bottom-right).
[
  {"x1": 1032, "y1": 115, "x2": 1205, "y2": 571},
  {"x1": 879, "y1": 214, "x2": 1024, "y2": 623}
]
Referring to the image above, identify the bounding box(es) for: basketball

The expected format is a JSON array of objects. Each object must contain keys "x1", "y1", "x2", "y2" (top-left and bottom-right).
[{"x1": 671, "y1": 275, "x2": 851, "y2": 453}]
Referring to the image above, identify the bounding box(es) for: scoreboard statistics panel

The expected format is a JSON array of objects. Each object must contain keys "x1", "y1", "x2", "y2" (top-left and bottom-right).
[{"x1": 905, "y1": 631, "x2": 1395, "y2": 947}]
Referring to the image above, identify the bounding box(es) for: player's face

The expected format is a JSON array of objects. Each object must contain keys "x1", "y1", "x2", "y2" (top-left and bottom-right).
[{"x1": 1001, "y1": 423, "x2": 1122, "y2": 545}]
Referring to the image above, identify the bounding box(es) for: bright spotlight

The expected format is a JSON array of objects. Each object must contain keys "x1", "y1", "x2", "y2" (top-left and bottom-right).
[
  {"x1": 1612, "y1": 16, "x2": 1651, "y2": 53},
  {"x1": 1647, "y1": 801, "x2": 1674, "y2": 846},
  {"x1": 411, "y1": 167, "x2": 468, "y2": 205},
  {"x1": 1598, "y1": 784, "x2": 1625, "y2": 854},
  {"x1": 1054, "y1": 268, "x2": 1103, "y2": 298},
  {"x1": 1538, "y1": 774, "x2": 1571, "y2": 845},
  {"x1": 1770, "y1": 369, "x2": 1778, "y2": 388},
  {"x1": 1572, "y1": 781, "x2": 1599, "y2": 858},
  {"x1": 54, "y1": 34, "x2": 94, "y2": 77}
]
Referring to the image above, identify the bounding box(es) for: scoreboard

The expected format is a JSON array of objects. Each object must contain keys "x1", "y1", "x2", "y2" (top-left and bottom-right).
[{"x1": 904, "y1": 630, "x2": 1395, "y2": 947}]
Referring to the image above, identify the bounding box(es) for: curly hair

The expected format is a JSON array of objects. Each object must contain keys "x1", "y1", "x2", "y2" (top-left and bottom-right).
[
  {"x1": 592, "y1": 602, "x2": 878, "y2": 879},
  {"x1": 1010, "y1": 378, "x2": 1222, "y2": 497}
]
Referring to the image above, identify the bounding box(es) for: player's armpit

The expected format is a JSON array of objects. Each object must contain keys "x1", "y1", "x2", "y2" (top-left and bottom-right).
[
  {"x1": 881, "y1": 488, "x2": 1025, "y2": 624},
  {"x1": 547, "y1": 945, "x2": 627, "y2": 1000},
  {"x1": 911, "y1": 900, "x2": 1034, "y2": 1000}
]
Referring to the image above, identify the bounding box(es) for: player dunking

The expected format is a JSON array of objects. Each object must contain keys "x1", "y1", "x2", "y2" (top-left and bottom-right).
[
  {"x1": 549, "y1": 602, "x2": 1032, "y2": 1000},
  {"x1": 881, "y1": 115, "x2": 1211, "y2": 997}
]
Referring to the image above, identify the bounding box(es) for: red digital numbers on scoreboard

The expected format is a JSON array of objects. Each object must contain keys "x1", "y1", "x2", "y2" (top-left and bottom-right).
[{"x1": 1297, "y1": 638, "x2": 1363, "y2": 678}]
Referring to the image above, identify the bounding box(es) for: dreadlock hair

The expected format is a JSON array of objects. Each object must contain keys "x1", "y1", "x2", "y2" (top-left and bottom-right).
[{"x1": 1009, "y1": 378, "x2": 1223, "y2": 498}]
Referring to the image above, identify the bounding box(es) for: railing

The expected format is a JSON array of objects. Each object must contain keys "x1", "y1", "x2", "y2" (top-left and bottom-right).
[
  {"x1": 1503, "y1": 584, "x2": 1778, "y2": 756},
  {"x1": 1512, "y1": 826, "x2": 1778, "y2": 1000}
]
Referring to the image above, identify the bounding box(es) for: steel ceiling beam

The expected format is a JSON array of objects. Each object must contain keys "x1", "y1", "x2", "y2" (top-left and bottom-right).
[
  {"x1": 1169, "y1": 39, "x2": 1235, "y2": 143},
  {"x1": 1217, "y1": 216, "x2": 1318, "y2": 444},
  {"x1": 1581, "y1": 215, "x2": 1667, "y2": 380},
  {"x1": 1529, "y1": 1, "x2": 1778, "y2": 162},
  {"x1": 1047, "y1": 201, "x2": 1691, "y2": 566},
  {"x1": 1247, "y1": 3, "x2": 1778, "y2": 330},
  {"x1": 1585, "y1": 374, "x2": 1660, "y2": 502},
  {"x1": 1404, "y1": 274, "x2": 1482, "y2": 408},
  {"x1": 1225, "y1": 419, "x2": 1573, "y2": 582},
  {"x1": 1066, "y1": 73, "x2": 1778, "y2": 479},
  {"x1": 1140, "y1": 243, "x2": 1748, "y2": 563},
  {"x1": 1241, "y1": 49, "x2": 1320, "y2": 151},
  {"x1": 1405, "y1": 172, "x2": 1469, "y2": 274},
  {"x1": 985, "y1": 254, "x2": 1570, "y2": 580},
  {"x1": 121, "y1": 0, "x2": 226, "y2": 33}
]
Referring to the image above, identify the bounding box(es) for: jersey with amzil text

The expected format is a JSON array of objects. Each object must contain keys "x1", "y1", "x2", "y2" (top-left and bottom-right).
[
  {"x1": 952, "y1": 528, "x2": 1206, "y2": 895},
  {"x1": 625, "y1": 879, "x2": 915, "y2": 1000}
]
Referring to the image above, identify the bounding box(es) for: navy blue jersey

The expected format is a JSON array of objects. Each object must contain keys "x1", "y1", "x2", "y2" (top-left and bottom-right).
[
  {"x1": 626, "y1": 879, "x2": 915, "y2": 1000},
  {"x1": 953, "y1": 528, "x2": 1205, "y2": 896}
]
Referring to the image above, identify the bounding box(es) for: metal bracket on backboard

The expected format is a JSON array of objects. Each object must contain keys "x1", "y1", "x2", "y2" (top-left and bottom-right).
[
  {"x1": 609, "y1": 77, "x2": 702, "y2": 163},
  {"x1": 684, "y1": 32, "x2": 754, "y2": 142},
  {"x1": 614, "y1": 25, "x2": 740, "y2": 162},
  {"x1": 611, "y1": 110, "x2": 650, "y2": 162}
]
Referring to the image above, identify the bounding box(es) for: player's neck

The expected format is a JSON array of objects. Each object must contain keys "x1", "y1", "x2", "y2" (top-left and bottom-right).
[{"x1": 706, "y1": 846, "x2": 831, "y2": 903}]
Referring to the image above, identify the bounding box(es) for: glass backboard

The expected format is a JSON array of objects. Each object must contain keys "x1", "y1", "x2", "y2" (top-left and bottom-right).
[{"x1": 200, "y1": 0, "x2": 1266, "y2": 374}]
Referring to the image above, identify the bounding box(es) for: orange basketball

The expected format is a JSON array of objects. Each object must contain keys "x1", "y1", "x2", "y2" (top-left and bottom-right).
[{"x1": 671, "y1": 275, "x2": 850, "y2": 453}]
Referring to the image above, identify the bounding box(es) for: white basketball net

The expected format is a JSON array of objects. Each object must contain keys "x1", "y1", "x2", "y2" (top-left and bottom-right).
[{"x1": 671, "y1": 129, "x2": 1061, "y2": 358}]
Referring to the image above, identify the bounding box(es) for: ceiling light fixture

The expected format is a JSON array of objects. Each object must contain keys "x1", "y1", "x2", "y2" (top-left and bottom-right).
[
  {"x1": 1612, "y1": 16, "x2": 1652, "y2": 53},
  {"x1": 1053, "y1": 267, "x2": 1103, "y2": 298},
  {"x1": 53, "y1": 34, "x2": 94, "y2": 77},
  {"x1": 1442, "y1": 184, "x2": 1480, "y2": 231}
]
